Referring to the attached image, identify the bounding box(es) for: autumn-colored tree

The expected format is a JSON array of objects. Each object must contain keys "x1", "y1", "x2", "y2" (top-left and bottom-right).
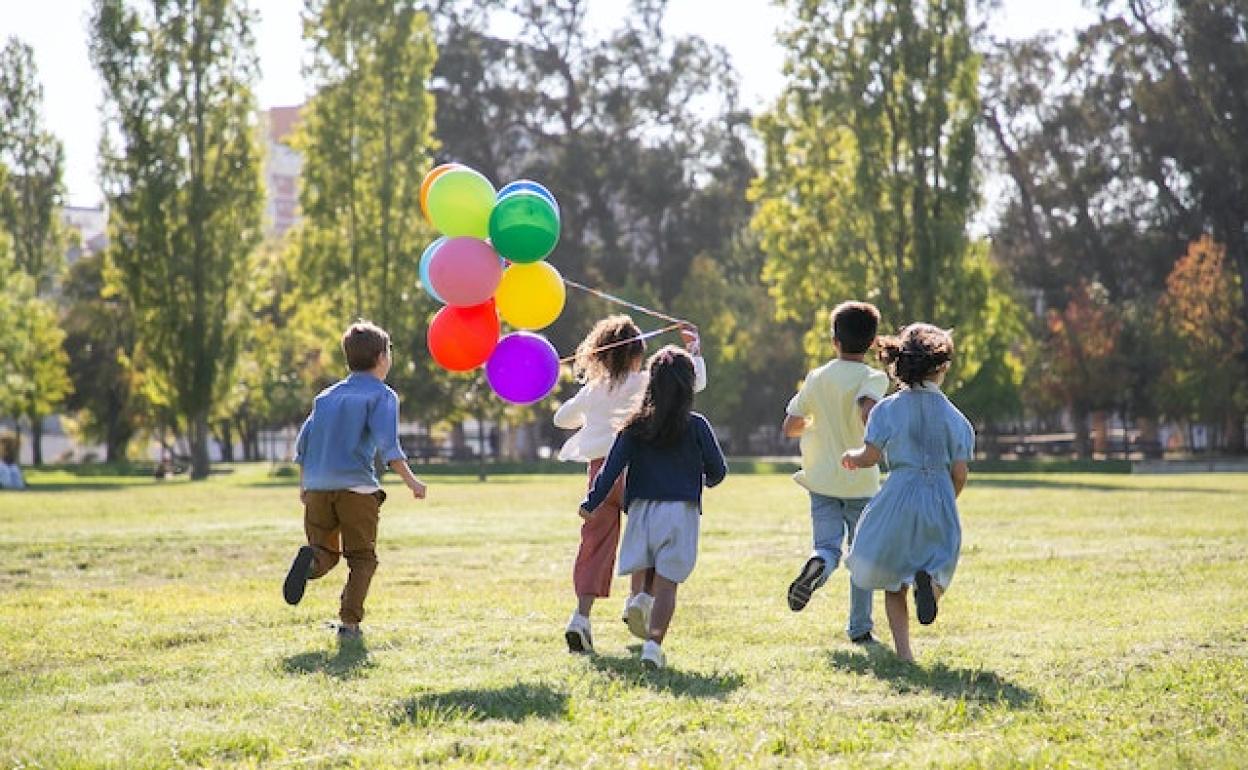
[
  {"x1": 1031, "y1": 281, "x2": 1121, "y2": 458},
  {"x1": 1158, "y1": 236, "x2": 1247, "y2": 452}
]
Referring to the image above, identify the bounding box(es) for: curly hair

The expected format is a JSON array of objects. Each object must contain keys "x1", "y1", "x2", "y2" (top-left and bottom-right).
[
  {"x1": 878, "y1": 323, "x2": 954, "y2": 387},
  {"x1": 573, "y1": 314, "x2": 645, "y2": 388},
  {"x1": 622, "y1": 346, "x2": 696, "y2": 447}
]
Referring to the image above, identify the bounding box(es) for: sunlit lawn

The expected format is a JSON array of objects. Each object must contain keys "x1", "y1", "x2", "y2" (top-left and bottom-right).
[{"x1": 2, "y1": 466, "x2": 1246, "y2": 768}]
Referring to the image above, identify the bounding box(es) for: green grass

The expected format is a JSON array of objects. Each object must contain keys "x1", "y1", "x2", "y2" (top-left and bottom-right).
[{"x1": 2, "y1": 467, "x2": 1246, "y2": 768}]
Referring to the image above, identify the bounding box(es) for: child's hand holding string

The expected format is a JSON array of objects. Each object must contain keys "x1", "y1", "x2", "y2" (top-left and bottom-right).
[{"x1": 679, "y1": 323, "x2": 701, "y2": 356}]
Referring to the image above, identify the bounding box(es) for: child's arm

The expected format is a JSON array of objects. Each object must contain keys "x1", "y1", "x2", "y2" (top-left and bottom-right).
[
  {"x1": 580, "y1": 433, "x2": 632, "y2": 518},
  {"x1": 951, "y1": 460, "x2": 968, "y2": 498},
  {"x1": 697, "y1": 415, "x2": 728, "y2": 487},
  {"x1": 389, "y1": 459, "x2": 427, "y2": 500},
  {"x1": 369, "y1": 391, "x2": 425, "y2": 499},
  {"x1": 553, "y1": 386, "x2": 589, "y2": 429},
  {"x1": 841, "y1": 443, "x2": 882, "y2": 470},
  {"x1": 858, "y1": 396, "x2": 878, "y2": 426},
  {"x1": 782, "y1": 414, "x2": 807, "y2": 438}
]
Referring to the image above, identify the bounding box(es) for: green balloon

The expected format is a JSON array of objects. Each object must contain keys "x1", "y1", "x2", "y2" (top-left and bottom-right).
[
  {"x1": 427, "y1": 168, "x2": 496, "y2": 238},
  {"x1": 488, "y1": 191, "x2": 561, "y2": 263}
]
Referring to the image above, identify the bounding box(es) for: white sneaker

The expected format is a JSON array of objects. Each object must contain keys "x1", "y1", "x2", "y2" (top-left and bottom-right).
[
  {"x1": 624, "y1": 593, "x2": 654, "y2": 640},
  {"x1": 564, "y1": 613, "x2": 593, "y2": 654},
  {"x1": 640, "y1": 639, "x2": 665, "y2": 670}
]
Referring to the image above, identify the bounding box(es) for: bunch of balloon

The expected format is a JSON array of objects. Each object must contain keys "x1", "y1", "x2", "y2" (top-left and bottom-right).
[{"x1": 419, "y1": 165, "x2": 566, "y2": 405}]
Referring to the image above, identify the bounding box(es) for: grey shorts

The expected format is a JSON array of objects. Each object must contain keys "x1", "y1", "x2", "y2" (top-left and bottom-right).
[{"x1": 617, "y1": 499, "x2": 701, "y2": 583}]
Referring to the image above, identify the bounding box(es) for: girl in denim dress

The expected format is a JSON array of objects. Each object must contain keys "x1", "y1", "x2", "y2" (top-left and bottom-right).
[{"x1": 842, "y1": 324, "x2": 974, "y2": 662}]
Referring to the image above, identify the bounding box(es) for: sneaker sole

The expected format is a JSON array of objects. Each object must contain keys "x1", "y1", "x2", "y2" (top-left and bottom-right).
[
  {"x1": 283, "y1": 546, "x2": 315, "y2": 605},
  {"x1": 787, "y1": 557, "x2": 827, "y2": 612},
  {"x1": 915, "y1": 570, "x2": 938, "y2": 625},
  {"x1": 565, "y1": 629, "x2": 593, "y2": 655},
  {"x1": 625, "y1": 604, "x2": 649, "y2": 640}
]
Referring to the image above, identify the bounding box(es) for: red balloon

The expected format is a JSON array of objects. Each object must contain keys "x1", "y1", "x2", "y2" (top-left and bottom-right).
[
  {"x1": 427, "y1": 300, "x2": 500, "y2": 371},
  {"x1": 428, "y1": 237, "x2": 504, "y2": 307}
]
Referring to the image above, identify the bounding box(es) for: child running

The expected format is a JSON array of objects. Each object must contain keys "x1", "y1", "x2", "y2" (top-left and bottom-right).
[
  {"x1": 782, "y1": 301, "x2": 888, "y2": 644},
  {"x1": 282, "y1": 321, "x2": 427, "y2": 641},
  {"x1": 579, "y1": 346, "x2": 726, "y2": 669},
  {"x1": 842, "y1": 323, "x2": 974, "y2": 662},
  {"x1": 554, "y1": 316, "x2": 705, "y2": 654}
]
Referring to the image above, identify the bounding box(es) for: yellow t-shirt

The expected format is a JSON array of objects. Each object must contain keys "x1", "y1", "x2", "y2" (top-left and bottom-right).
[{"x1": 786, "y1": 359, "x2": 889, "y2": 498}]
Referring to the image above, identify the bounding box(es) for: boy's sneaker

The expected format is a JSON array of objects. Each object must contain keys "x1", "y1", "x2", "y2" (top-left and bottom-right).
[
  {"x1": 564, "y1": 613, "x2": 594, "y2": 654},
  {"x1": 283, "y1": 545, "x2": 316, "y2": 605},
  {"x1": 640, "y1": 639, "x2": 665, "y2": 670},
  {"x1": 914, "y1": 570, "x2": 938, "y2": 625},
  {"x1": 787, "y1": 556, "x2": 827, "y2": 612},
  {"x1": 624, "y1": 593, "x2": 654, "y2": 640},
  {"x1": 850, "y1": 632, "x2": 877, "y2": 645}
]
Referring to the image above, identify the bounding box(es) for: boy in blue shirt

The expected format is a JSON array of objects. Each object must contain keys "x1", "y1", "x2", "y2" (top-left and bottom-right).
[{"x1": 283, "y1": 321, "x2": 427, "y2": 640}]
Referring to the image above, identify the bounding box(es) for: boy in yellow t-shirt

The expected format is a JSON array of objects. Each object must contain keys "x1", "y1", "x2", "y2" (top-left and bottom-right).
[{"x1": 782, "y1": 301, "x2": 888, "y2": 644}]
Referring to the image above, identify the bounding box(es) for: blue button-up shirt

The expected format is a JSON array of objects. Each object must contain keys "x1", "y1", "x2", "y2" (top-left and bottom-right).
[{"x1": 295, "y1": 372, "x2": 407, "y2": 491}]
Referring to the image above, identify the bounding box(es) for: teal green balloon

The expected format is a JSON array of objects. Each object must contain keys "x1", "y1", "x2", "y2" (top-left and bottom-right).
[
  {"x1": 427, "y1": 168, "x2": 496, "y2": 238},
  {"x1": 488, "y1": 191, "x2": 560, "y2": 263}
]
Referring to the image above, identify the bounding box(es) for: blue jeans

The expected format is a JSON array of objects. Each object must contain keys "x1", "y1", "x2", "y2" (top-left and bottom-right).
[{"x1": 809, "y1": 492, "x2": 873, "y2": 639}]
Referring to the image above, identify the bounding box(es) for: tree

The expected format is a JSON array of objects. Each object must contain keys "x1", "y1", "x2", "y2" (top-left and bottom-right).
[
  {"x1": 753, "y1": 0, "x2": 1011, "y2": 408},
  {"x1": 1158, "y1": 236, "x2": 1247, "y2": 452},
  {"x1": 0, "y1": 37, "x2": 70, "y2": 464},
  {"x1": 0, "y1": 38, "x2": 66, "y2": 293},
  {"x1": 61, "y1": 253, "x2": 142, "y2": 463},
  {"x1": 91, "y1": 0, "x2": 264, "y2": 479},
  {"x1": 1095, "y1": 1, "x2": 1248, "y2": 372},
  {"x1": 295, "y1": 0, "x2": 438, "y2": 327},
  {"x1": 431, "y1": 0, "x2": 781, "y2": 447},
  {"x1": 1031, "y1": 281, "x2": 1122, "y2": 458}
]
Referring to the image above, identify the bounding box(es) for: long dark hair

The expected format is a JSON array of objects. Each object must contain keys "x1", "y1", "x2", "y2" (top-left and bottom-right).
[
  {"x1": 878, "y1": 323, "x2": 954, "y2": 387},
  {"x1": 622, "y1": 346, "x2": 695, "y2": 447}
]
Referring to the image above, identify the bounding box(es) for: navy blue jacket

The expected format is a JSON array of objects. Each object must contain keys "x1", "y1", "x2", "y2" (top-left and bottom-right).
[{"x1": 581, "y1": 412, "x2": 727, "y2": 512}]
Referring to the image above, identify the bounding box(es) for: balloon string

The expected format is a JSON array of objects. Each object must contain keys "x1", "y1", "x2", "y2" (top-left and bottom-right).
[
  {"x1": 558, "y1": 323, "x2": 684, "y2": 364},
  {"x1": 561, "y1": 278, "x2": 688, "y2": 325}
]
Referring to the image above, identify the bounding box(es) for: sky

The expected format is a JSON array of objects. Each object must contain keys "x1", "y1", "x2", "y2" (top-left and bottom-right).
[{"x1": 0, "y1": 0, "x2": 1097, "y2": 208}]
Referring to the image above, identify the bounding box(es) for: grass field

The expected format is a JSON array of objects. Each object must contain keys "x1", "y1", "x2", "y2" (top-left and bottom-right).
[{"x1": 2, "y1": 467, "x2": 1246, "y2": 769}]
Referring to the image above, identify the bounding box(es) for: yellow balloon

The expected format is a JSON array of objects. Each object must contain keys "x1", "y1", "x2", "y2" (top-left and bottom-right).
[{"x1": 495, "y1": 261, "x2": 566, "y2": 330}]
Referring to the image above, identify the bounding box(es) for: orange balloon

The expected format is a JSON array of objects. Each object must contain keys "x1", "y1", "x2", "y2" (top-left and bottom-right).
[{"x1": 420, "y1": 163, "x2": 462, "y2": 222}]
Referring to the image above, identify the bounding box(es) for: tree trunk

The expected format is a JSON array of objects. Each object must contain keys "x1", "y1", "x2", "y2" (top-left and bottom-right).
[
  {"x1": 189, "y1": 412, "x2": 211, "y2": 480},
  {"x1": 217, "y1": 420, "x2": 234, "y2": 463},
  {"x1": 29, "y1": 414, "x2": 44, "y2": 466},
  {"x1": 1073, "y1": 403, "x2": 1092, "y2": 459},
  {"x1": 1091, "y1": 410, "x2": 1109, "y2": 457},
  {"x1": 1226, "y1": 410, "x2": 1246, "y2": 454}
]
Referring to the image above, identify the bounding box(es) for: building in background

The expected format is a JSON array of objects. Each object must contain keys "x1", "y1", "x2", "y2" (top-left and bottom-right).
[
  {"x1": 264, "y1": 105, "x2": 302, "y2": 238},
  {"x1": 62, "y1": 205, "x2": 107, "y2": 265}
]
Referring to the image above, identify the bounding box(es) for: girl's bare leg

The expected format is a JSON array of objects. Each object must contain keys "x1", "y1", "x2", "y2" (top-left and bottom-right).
[
  {"x1": 648, "y1": 574, "x2": 679, "y2": 643},
  {"x1": 631, "y1": 568, "x2": 655, "y2": 596},
  {"x1": 576, "y1": 594, "x2": 595, "y2": 617},
  {"x1": 885, "y1": 588, "x2": 913, "y2": 662}
]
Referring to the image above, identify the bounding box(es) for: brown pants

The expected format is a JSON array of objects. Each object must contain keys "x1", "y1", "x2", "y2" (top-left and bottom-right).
[
  {"x1": 303, "y1": 490, "x2": 384, "y2": 625},
  {"x1": 572, "y1": 458, "x2": 625, "y2": 598}
]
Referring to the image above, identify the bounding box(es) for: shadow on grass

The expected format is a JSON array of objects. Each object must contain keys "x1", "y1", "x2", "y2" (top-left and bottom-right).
[
  {"x1": 828, "y1": 648, "x2": 1037, "y2": 708},
  {"x1": 589, "y1": 649, "x2": 744, "y2": 699},
  {"x1": 971, "y1": 477, "x2": 1233, "y2": 494},
  {"x1": 393, "y1": 683, "x2": 568, "y2": 725},
  {"x1": 282, "y1": 640, "x2": 375, "y2": 680}
]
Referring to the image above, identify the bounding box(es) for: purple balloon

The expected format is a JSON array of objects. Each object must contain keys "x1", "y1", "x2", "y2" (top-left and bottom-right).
[{"x1": 486, "y1": 332, "x2": 560, "y2": 405}]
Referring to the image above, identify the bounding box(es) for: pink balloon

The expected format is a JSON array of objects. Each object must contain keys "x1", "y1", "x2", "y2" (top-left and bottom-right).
[{"x1": 427, "y1": 237, "x2": 504, "y2": 307}]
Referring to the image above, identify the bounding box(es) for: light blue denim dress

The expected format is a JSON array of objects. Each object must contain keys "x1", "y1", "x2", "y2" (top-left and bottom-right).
[{"x1": 846, "y1": 383, "x2": 975, "y2": 592}]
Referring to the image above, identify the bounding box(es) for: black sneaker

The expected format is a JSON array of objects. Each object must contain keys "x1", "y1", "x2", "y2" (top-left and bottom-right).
[
  {"x1": 914, "y1": 570, "x2": 938, "y2": 625},
  {"x1": 850, "y1": 632, "x2": 877, "y2": 645},
  {"x1": 283, "y1": 545, "x2": 315, "y2": 605},
  {"x1": 787, "y1": 556, "x2": 827, "y2": 612}
]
